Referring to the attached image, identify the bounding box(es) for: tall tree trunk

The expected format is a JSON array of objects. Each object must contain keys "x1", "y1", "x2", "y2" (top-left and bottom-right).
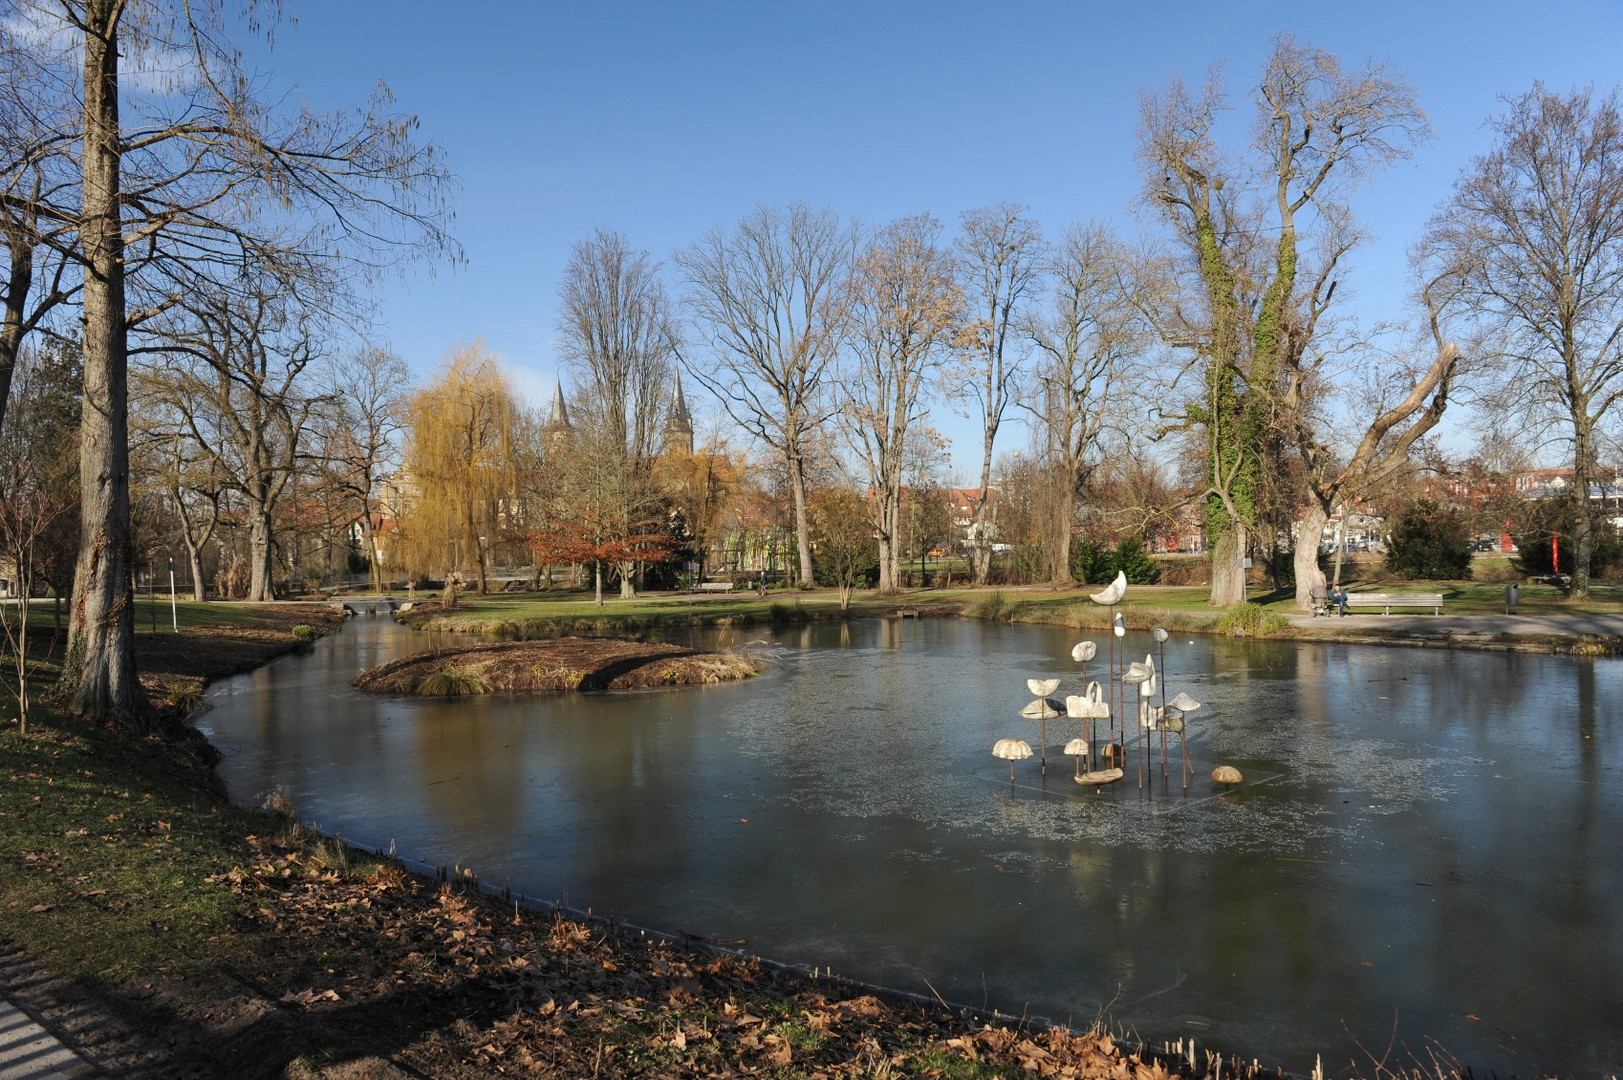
[
  {"x1": 1293, "y1": 500, "x2": 1330, "y2": 610},
  {"x1": 1570, "y1": 419, "x2": 1594, "y2": 600},
  {"x1": 970, "y1": 434, "x2": 996, "y2": 585},
  {"x1": 1331, "y1": 514, "x2": 1347, "y2": 586},
  {"x1": 876, "y1": 487, "x2": 900, "y2": 594},
  {"x1": 789, "y1": 451, "x2": 815, "y2": 587},
  {"x1": 594, "y1": 561, "x2": 604, "y2": 606},
  {"x1": 1, "y1": 223, "x2": 37, "y2": 436},
  {"x1": 248, "y1": 504, "x2": 275, "y2": 601},
  {"x1": 618, "y1": 560, "x2": 636, "y2": 598},
  {"x1": 1209, "y1": 522, "x2": 1247, "y2": 607},
  {"x1": 183, "y1": 534, "x2": 207, "y2": 602},
  {"x1": 66, "y1": 2, "x2": 146, "y2": 726},
  {"x1": 1052, "y1": 483, "x2": 1076, "y2": 586}
]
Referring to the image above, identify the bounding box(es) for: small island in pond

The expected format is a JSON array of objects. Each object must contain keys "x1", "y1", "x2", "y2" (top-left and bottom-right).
[{"x1": 354, "y1": 638, "x2": 760, "y2": 696}]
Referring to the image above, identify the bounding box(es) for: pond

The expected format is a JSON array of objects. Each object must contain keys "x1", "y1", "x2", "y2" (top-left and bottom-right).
[{"x1": 199, "y1": 616, "x2": 1623, "y2": 1076}]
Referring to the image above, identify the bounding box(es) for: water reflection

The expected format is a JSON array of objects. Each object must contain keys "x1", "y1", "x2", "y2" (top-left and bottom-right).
[{"x1": 201, "y1": 617, "x2": 1622, "y2": 1076}]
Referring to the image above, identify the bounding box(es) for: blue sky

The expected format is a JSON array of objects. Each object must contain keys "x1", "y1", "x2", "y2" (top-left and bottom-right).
[{"x1": 260, "y1": 1, "x2": 1623, "y2": 474}]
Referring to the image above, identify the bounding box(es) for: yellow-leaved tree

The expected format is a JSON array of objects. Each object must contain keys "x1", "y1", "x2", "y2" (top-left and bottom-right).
[{"x1": 400, "y1": 341, "x2": 520, "y2": 602}]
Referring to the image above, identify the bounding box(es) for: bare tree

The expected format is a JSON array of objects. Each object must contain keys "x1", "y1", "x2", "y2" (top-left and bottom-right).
[
  {"x1": 142, "y1": 272, "x2": 326, "y2": 601},
  {"x1": 556, "y1": 229, "x2": 679, "y2": 597},
  {"x1": 0, "y1": 17, "x2": 79, "y2": 436},
  {"x1": 1426, "y1": 84, "x2": 1623, "y2": 599},
  {"x1": 558, "y1": 229, "x2": 677, "y2": 466},
  {"x1": 21, "y1": 0, "x2": 456, "y2": 726},
  {"x1": 541, "y1": 423, "x2": 675, "y2": 607},
  {"x1": 840, "y1": 214, "x2": 961, "y2": 593},
  {"x1": 0, "y1": 345, "x2": 78, "y2": 733},
  {"x1": 1026, "y1": 222, "x2": 1144, "y2": 583},
  {"x1": 676, "y1": 203, "x2": 852, "y2": 587},
  {"x1": 1137, "y1": 36, "x2": 1428, "y2": 605},
  {"x1": 315, "y1": 344, "x2": 411, "y2": 593},
  {"x1": 130, "y1": 397, "x2": 226, "y2": 603},
  {"x1": 1288, "y1": 340, "x2": 1462, "y2": 605},
  {"x1": 949, "y1": 203, "x2": 1043, "y2": 585}
]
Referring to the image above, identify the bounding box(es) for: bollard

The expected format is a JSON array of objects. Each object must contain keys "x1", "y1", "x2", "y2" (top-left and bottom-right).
[{"x1": 1506, "y1": 583, "x2": 1519, "y2": 614}]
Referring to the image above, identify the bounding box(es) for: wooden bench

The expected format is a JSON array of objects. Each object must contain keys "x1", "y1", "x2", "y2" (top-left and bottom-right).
[
  {"x1": 1344, "y1": 592, "x2": 1444, "y2": 615},
  {"x1": 693, "y1": 581, "x2": 735, "y2": 593}
]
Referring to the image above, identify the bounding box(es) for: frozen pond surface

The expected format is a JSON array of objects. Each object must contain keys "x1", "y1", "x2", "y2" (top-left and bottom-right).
[{"x1": 200, "y1": 616, "x2": 1623, "y2": 1076}]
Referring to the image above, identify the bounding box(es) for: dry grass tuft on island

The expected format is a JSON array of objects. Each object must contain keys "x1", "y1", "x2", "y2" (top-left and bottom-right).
[{"x1": 353, "y1": 637, "x2": 760, "y2": 696}]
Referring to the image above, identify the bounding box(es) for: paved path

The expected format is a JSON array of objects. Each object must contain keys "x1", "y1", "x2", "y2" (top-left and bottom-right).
[
  {"x1": 1285, "y1": 610, "x2": 1623, "y2": 638},
  {"x1": 0, "y1": 1001, "x2": 89, "y2": 1080}
]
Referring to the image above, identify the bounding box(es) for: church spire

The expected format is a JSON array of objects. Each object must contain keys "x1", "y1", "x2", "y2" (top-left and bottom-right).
[
  {"x1": 663, "y1": 372, "x2": 694, "y2": 456},
  {"x1": 543, "y1": 377, "x2": 572, "y2": 451},
  {"x1": 547, "y1": 378, "x2": 571, "y2": 429}
]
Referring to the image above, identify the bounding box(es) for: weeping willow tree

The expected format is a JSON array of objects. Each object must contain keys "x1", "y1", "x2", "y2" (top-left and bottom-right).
[{"x1": 400, "y1": 342, "x2": 520, "y2": 601}]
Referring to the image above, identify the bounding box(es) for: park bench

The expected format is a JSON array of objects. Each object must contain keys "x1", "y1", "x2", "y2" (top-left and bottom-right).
[
  {"x1": 693, "y1": 581, "x2": 735, "y2": 593},
  {"x1": 1344, "y1": 592, "x2": 1445, "y2": 615}
]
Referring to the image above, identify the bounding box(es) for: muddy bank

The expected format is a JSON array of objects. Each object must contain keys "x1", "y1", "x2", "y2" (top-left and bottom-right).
[{"x1": 353, "y1": 636, "x2": 760, "y2": 695}]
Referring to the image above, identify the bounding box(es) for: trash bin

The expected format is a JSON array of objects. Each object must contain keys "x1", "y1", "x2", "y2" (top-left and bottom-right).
[{"x1": 1506, "y1": 584, "x2": 1519, "y2": 613}]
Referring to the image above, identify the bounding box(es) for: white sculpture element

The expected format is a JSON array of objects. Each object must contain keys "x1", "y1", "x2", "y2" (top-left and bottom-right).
[
  {"x1": 993, "y1": 738, "x2": 1033, "y2": 759},
  {"x1": 1112, "y1": 613, "x2": 1125, "y2": 638},
  {"x1": 1071, "y1": 640, "x2": 1097, "y2": 663},
  {"x1": 1027, "y1": 677, "x2": 1061, "y2": 697},
  {"x1": 1089, "y1": 571, "x2": 1127, "y2": 606},
  {"x1": 993, "y1": 737, "x2": 1034, "y2": 780},
  {"x1": 1065, "y1": 681, "x2": 1110, "y2": 719},
  {"x1": 1019, "y1": 697, "x2": 1063, "y2": 719}
]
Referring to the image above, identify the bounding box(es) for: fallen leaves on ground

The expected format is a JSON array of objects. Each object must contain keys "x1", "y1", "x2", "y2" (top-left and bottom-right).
[{"x1": 199, "y1": 830, "x2": 1257, "y2": 1079}]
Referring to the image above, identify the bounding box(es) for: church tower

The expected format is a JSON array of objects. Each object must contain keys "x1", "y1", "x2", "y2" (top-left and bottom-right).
[
  {"x1": 542, "y1": 378, "x2": 572, "y2": 453},
  {"x1": 663, "y1": 373, "x2": 694, "y2": 457}
]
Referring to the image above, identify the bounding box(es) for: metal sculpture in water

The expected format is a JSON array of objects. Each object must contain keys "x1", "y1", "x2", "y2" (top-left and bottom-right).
[
  {"x1": 1064, "y1": 680, "x2": 1106, "y2": 762},
  {"x1": 1008, "y1": 616, "x2": 1216, "y2": 795},
  {"x1": 1089, "y1": 574, "x2": 1127, "y2": 758},
  {"x1": 1063, "y1": 738, "x2": 1089, "y2": 779},
  {"x1": 1122, "y1": 656, "x2": 1153, "y2": 788},
  {"x1": 1153, "y1": 628, "x2": 1171, "y2": 777},
  {"x1": 1165, "y1": 692, "x2": 1200, "y2": 788},
  {"x1": 1020, "y1": 682, "x2": 1062, "y2": 774}
]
